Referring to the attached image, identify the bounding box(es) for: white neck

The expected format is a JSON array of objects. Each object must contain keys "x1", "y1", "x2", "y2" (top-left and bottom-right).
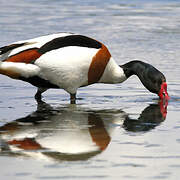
[{"x1": 99, "y1": 57, "x2": 127, "y2": 84}]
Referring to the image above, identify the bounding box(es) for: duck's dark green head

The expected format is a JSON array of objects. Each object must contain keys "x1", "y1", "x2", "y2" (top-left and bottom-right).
[{"x1": 120, "y1": 60, "x2": 170, "y2": 101}]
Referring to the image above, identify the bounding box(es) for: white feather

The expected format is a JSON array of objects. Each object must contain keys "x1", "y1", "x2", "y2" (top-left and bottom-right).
[
  {"x1": 99, "y1": 57, "x2": 127, "y2": 84},
  {"x1": 35, "y1": 46, "x2": 99, "y2": 94},
  {"x1": 0, "y1": 62, "x2": 40, "y2": 78}
]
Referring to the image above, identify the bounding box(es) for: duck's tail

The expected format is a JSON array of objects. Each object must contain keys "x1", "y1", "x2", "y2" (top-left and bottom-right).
[{"x1": 0, "y1": 45, "x2": 7, "y2": 62}]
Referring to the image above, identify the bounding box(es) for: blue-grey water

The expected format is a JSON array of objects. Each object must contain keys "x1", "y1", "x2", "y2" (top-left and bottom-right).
[{"x1": 0, "y1": 0, "x2": 180, "y2": 179}]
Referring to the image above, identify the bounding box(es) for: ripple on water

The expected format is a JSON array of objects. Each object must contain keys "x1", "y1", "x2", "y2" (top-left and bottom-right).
[{"x1": 0, "y1": 0, "x2": 180, "y2": 180}]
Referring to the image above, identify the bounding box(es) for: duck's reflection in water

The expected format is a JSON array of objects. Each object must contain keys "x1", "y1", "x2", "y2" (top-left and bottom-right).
[
  {"x1": 123, "y1": 101, "x2": 167, "y2": 132},
  {"x1": 0, "y1": 101, "x2": 167, "y2": 161}
]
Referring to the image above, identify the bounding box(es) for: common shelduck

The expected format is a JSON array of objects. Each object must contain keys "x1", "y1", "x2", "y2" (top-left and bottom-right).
[{"x1": 0, "y1": 32, "x2": 169, "y2": 103}]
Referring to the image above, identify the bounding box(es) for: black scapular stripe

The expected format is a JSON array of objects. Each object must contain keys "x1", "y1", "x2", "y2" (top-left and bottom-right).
[
  {"x1": 0, "y1": 43, "x2": 26, "y2": 55},
  {"x1": 38, "y1": 35, "x2": 102, "y2": 54}
]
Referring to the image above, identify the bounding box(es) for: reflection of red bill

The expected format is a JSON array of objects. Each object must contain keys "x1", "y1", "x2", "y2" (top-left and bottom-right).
[
  {"x1": 159, "y1": 99, "x2": 168, "y2": 119},
  {"x1": 158, "y1": 82, "x2": 170, "y2": 101}
]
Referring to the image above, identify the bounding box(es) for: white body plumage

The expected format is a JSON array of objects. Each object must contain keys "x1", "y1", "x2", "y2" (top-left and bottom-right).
[{"x1": 0, "y1": 33, "x2": 127, "y2": 101}]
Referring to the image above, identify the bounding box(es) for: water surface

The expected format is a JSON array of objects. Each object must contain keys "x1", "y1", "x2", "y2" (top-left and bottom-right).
[{"x1": 0, "y1": 0, "x2": 180, "y2": 179}]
